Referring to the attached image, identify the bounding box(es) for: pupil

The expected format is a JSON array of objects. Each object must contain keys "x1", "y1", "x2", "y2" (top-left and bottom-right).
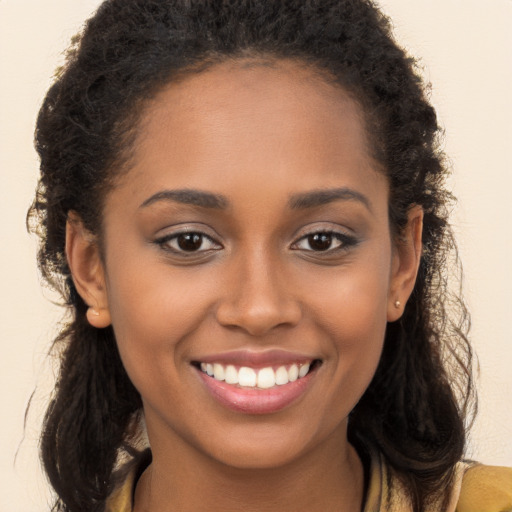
[
  {"x1": 178, "y1": 233, "x2": 202, "y2": 251},
  {"x1": 309, "y1": 233, "x2": 332, "y2": 251}
]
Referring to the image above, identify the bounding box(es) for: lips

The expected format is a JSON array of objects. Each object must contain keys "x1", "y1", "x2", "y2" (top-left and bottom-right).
[{"x1": 192, "y1": 350, "x2": 321, "y2": 414}]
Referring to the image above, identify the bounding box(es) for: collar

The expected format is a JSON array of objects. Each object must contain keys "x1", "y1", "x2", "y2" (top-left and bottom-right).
[{"x1": 105, "y1": 448, "x2": 469, "y2": 512}]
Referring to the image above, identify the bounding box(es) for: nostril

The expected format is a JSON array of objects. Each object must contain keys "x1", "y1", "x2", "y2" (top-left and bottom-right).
[{"x1": 215, "y1": 298, "x2": 302, "y2": 337}]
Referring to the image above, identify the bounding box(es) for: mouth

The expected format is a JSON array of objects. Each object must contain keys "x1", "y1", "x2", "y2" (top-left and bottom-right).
[
  {"x1": 193, "y1": 360, "x2": 321, "y2": 389},
  {"x1": 192, "y1": 356, "x2": 322, "y2": 415}
]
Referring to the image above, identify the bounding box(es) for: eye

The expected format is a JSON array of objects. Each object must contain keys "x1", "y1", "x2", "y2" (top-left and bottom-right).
[
  {"x1": 292, "y1": 231, "x2": 357, "y2": 253},
  {"x1": 155, "y1": 231, "x2": 222, "y2": 254}
]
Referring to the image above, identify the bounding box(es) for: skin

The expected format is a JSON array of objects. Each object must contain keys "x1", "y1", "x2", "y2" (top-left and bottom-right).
[{"x1": 66, "y1": 59, "x2": 423, "y2": 511}]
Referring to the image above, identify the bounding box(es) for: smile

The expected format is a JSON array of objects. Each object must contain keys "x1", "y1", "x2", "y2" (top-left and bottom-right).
[
  {"x1": 199, "y1": 362, "x2": 313, "y2": 389},
  {"x1": 193, "y1": 355, "x2": 322, "y2": 415}
]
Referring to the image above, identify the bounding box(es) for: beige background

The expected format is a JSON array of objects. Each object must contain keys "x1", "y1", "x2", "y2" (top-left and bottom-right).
[{"x1": 1, "y1": 0, "x2": 511, "y2": 510}]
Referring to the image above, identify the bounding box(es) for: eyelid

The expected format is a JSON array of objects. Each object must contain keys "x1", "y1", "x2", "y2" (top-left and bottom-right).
[
  {"x1": 153, "y1": 226, "x2": 223, "y2": 255},
  {"x1": 290, "y1": 226, "x2": 359, "y2": 253}
]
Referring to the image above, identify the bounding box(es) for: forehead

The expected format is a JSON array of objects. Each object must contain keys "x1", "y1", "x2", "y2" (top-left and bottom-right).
[
  {"x1": 136, "y1": 58, "x2": 369, "y2": 154},
  {"x1": 113, "y1": 58, "x2": 385, "y2": 210}
]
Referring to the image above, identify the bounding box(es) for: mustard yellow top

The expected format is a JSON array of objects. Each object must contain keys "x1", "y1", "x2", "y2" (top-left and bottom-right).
[{"x1": 105, "y1": 451, "x2": 512, "y2": 512}]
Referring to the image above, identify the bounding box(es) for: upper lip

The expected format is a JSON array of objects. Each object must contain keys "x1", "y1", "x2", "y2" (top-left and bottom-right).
[{"x1": 192, "y1": 349, "x2": 319, "y2": 368}]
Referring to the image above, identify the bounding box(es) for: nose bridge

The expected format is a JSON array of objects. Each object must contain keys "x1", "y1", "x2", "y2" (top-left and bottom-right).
[
  {"x1": 241, "y1": 248, "x2": 281, "y2": 306},
  {"x1": 215, "y1": 243, "x2": 301, "y2": 335}
]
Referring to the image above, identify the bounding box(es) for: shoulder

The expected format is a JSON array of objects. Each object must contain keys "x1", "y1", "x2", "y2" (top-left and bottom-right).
[
  {"x1": 105, "y1": 468, "x2": 136, "y2": 512},
  {"x1": 105, "y1": 470, "x2": 135, "y2": 512},
  {"x1": 456, "y1": 463, "x2": 512, "y2": 512},
  {"x1": 373, "y1": 450, "x2": 512, "y2": 512},
  {"x1": 105, "y1": 449, "x2": 152, "y2": 512}
]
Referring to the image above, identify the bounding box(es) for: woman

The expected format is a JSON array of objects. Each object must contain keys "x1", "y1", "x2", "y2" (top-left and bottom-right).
[{"x1": 28, "y1": 0, "x2": 511, "y2": 511}]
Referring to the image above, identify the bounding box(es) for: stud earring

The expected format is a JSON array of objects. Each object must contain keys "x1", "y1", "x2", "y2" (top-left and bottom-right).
[
  {"x1": 86, "y1": 306, "x2": 111, "y2": 328},
  {"x1": 394, "y1": 300, "x2": 401, "y2": 309}
]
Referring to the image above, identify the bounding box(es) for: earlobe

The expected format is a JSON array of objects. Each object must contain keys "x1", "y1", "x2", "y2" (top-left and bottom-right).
[
  {"x1": 387, "y1": 206, "x2": 423, "y2": 322},
  {"x1": 85, "y1": 306, "x2": 112, "y2": 329},
  {"x1": 66, "y1": 211, "x2": 111, "y2": 328}
]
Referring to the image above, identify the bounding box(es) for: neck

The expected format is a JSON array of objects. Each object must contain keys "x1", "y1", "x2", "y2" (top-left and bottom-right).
[{"x1": 134, "y1": 425, "x2": 364, "y2": 512}]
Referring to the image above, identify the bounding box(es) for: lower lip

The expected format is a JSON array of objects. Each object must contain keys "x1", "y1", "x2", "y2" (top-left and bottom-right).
[{"x1": 196, "y1": 367, "x2": 316, "y2": 415}]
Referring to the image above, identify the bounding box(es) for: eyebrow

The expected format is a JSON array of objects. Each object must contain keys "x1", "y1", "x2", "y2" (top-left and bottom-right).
[
  {"x1": 140, "y1": 186, "x2": 372, "y2": 212},
  {"x1": 288, "y1": 187, "x2": 372, "y2": 212},
  {"x1": 140, "y1": 189, "x2": 229, "y2": 209}
]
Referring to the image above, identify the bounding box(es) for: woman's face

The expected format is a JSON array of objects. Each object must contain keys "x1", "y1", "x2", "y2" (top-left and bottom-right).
[{"x1": 73, "y1": 60, "x2": 421, "y2": 469}]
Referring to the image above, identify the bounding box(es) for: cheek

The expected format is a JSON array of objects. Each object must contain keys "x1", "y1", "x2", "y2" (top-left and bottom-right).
[
  {"x1": 104, "y1": 259, "x2": 220, "y2": 382},
  {"x1": 108, "y1": 255, "x2": 217, "y2": 326},
  {"x1": 308, "y1": 248, "x2": 391, "y2": 338},
  {"x1": 304, "y1": 252, "x2": 391, "y2": 402},
  {"x1": 319, "y1": 277, "x2": 388, "y2": 366}
]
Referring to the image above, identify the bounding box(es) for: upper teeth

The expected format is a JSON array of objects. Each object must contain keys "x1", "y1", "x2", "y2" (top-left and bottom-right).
[{"x1": 200, "y1": 362, "x2": 311, "y2": 389}]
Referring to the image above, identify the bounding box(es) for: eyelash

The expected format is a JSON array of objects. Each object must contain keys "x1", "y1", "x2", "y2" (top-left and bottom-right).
[
  {"x1": 154, "y1": 231, "x2": 222, "y2": 255},
  {"x1": 291, "y1": 230, "x2": 358, "y2": 253},
  {"x1": 154, "y1": 229, "x2": 358, "y2": 256}
]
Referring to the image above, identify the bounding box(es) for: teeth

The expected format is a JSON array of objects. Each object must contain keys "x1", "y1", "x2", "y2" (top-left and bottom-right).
[
  {"x1": 257, "y1": 367, "x2": 276, "y2": 389},
  {"x1": 213, "y1": 363, "x2": 225, "y2": 381},
  {"x1": 275, "y1": 366, "x2": 289, "y2": 385},
  {"x1": 199, "y1": 361, "x2": 313, "y2": 389},
  {"x1": 225, "y1": 365, "x2": 238, "y2": 384},
  {"x1": 288, "y1": 364, "x2": 299, "y2": 382},
  {"x1": 238, "y1": 367, "x2": 257, "y2": 387},
  {"x1": 298, "y1": 362, "x2": 310, "y2": 378}
]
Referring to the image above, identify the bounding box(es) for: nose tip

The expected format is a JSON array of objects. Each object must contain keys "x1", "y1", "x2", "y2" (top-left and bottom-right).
[{"x1": 216, "y1": 299, "x2": 302, "y2": 336}]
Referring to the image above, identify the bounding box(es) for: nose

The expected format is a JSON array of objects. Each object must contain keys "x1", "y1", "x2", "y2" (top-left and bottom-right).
[{"x1": 215, "y1": 251, "x2": 302, "y2": 337}]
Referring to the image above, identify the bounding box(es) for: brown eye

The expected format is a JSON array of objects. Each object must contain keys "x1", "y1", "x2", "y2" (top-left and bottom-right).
[
  {"x1": 177, "y1": 233, "x2": 203, "y2": 251},
  {"x1": 156, "y1": 231, "x2": 222, "y2": 255},
  {"x1": 291, "y1": 230, "x2": 358, "y2": 254},
  {"x1": 307, "y1": 233, "x2": 334, "y2": 251}
]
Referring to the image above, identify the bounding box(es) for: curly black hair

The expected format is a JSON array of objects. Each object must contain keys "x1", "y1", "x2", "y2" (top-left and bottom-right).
[{"x1": 28, "y1": 1, "x2": 474, "y2": 511}]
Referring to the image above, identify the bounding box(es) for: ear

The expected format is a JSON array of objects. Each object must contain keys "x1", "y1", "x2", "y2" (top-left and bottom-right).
[
  {"x1": 66, "y1": 211, "x2": 111, "y2": 328},
  {"x1": 387, "y1": 206, "x2": 423, "y2": 322}
]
